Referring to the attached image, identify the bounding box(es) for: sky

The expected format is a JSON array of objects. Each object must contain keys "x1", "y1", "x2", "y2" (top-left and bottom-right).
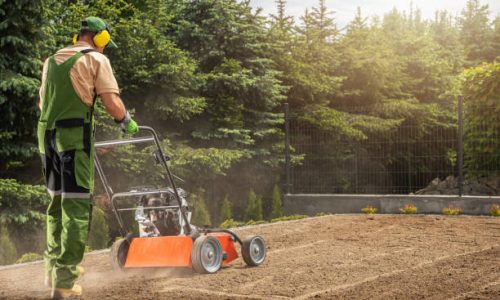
[{"x1": 249, "y1": 0, "x2": 500, "y2": 28}]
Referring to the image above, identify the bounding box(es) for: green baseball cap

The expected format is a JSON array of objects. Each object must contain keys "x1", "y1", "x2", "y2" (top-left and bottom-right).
[{"x1": 80, "y1": 16, "x2": 117, "y2": 48}]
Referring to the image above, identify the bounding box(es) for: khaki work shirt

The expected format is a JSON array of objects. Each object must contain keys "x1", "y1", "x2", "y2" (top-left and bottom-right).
[{"x1": 39, "y1": 41, "x2": 120, "y2": 109}]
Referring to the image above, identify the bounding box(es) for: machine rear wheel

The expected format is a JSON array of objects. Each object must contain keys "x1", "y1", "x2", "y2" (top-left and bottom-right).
[
  {"x1": 242, "y1": 235, "x2": 266, "y2": 266},
  {"x1": 110, "y1": 238, "x2": 130, "y2": 270},
  {"x1": 191, "y1": 236, "x2": 223, "y2": 274}
]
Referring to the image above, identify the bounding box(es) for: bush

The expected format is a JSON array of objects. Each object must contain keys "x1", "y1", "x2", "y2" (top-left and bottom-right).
[
  {"x1": 361, "y1": 205, "x2": 377, "y2": 215},
  {"x1": 316, "y1": 211, "x2": 331, "y2": 216},
  {"x1": 270, "y1": 185, "x2": 283, "y2": 219},
  {"x1": 88, "y1": 207, "x2": 110, "y2": 250},
  {"x1": 271, "y1": 214, "x2": 308, "y2": 223},
  {"x1": 245, "y1": 220, "x2": 267, "y2": 226},
  {"x1": 442, "y1": 205, "x2": 462, "y2": 215},
  {"x1": 219, "y1": 218, "x2": 244, "y2": 229},
  {"x1": 16, "y1": 252, "x2": 42, "y2": 264},
  {"x1": 219, "y1": 195, "x2": 232, "y2": 225},
  {"x1": 192, "y1": 194, "x2": 211, "y2": 226},
  {"x1": 244, "y1": 189, "x2": 263, "y2": 222},
  {"x1": 490, "y1": 204, "x2": 499, "y2": 217},
  {"x1": 0, "y1": 225, "x2": 17, "y2": 265},
  {"x1": 400, "y1": 204, "x2": 417, "y2": 214}
]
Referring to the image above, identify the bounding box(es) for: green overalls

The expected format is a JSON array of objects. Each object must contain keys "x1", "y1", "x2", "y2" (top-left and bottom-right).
[{"x1": 37, "y1": 49, "x2": 95, "y2": 289}]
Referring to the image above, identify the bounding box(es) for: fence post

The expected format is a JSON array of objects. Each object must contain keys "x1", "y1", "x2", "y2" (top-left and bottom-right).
[
  {"x1": 284, "y1": 103, "x2": 291, "y2": 195},
  {"x1": 457, "y1": 96, "x2": 464, "y2": 197}
]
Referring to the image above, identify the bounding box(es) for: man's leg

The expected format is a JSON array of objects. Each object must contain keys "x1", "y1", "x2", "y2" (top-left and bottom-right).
[
  {"x1": 41, "y1": 139, "x2": 63, "y2": 284},
  {"x1": 52, "y1": 149, "x2": 92, "y2": 289}
]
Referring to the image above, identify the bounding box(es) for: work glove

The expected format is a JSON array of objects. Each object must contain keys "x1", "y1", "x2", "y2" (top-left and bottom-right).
[{"x1": 116, "y1": 111, "x2": 139, "y2": 134}]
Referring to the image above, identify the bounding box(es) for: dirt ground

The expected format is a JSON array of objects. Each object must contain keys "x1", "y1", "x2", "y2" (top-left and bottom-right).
[{"x1": 1, "y1": 214, "x2": 499, "y2": 299}]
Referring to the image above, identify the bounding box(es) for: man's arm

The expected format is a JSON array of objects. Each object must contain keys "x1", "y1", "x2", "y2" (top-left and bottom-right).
[{"x1": 100, "y1": 92, "x2": 126, "y2": 121}]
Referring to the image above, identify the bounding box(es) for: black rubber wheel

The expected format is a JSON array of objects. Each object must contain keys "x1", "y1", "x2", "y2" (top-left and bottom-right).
[
  {"x1": 191, "y1": 236, "x2": 223, "y2": 274},
  {"x1": 241, "y1": 235, "x2": 266, "y2": 266},
  {"x1": 110, "y1": 238, "x2": 130, "y2": 270}
]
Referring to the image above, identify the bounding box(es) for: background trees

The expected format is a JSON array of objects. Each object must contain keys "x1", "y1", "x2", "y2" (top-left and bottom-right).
[{"x1": 0, "y1": 0, "x2": 498, "y2": 262}]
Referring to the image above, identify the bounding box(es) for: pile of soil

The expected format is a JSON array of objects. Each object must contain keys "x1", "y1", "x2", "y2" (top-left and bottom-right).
[
  {"x1": 0, "y1": 215, "x2": 499, "y2": 299},
  {"x1": 415, "y1": 175, "x2": 499, "y2": 195}
]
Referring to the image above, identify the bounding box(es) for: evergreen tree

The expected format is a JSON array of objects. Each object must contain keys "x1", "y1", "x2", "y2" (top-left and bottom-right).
[
  {"x1": 88, "y1": 207, "x2": 110, "y2": 250},
  {"x1": 192, "y1": 193, "x2": 211, "y2": 226},
  {"x1": 244, "y1": 189, "x2": 263, "y2": 221},
  {"x1": 0, "y1": 225, "x2": 17, "y2": 265},
  {"x1": 458, "y1": 0, "x2": 493, "y2": 65},
  {"x1": 219, "y1": 195, "x2": 232, "y2": 224},
  {"x1": 270, "y1": 184, "x2": 283, "y2": 219}
]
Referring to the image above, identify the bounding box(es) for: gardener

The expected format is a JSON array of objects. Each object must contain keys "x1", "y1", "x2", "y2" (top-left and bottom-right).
[{"x1": 37, "y1": 16, "x2": 138, "y2": 299}]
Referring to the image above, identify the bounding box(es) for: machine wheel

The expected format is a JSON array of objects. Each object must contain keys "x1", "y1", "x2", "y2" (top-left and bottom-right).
[
  {"x1": 110, "y1": 238, "x2": 130, "y2": 270},
  {"x1": 191, "y1": 236, "x2": 223, "y2": 274},
  {"x1": 241, "y1": 235, "x2": 266, "y2": 266}
]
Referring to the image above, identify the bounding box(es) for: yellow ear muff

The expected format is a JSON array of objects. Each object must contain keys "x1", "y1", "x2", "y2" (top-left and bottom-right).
[
  {"x1": 93, "y1": 30, "x2": 110, "y2": 48},
  {"x1": 72, "y1": 34, "x2": 78, "y2": 45}
]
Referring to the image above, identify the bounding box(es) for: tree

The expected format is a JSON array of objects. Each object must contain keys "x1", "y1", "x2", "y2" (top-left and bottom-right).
[
  {"x1": 0, "y1": 225, "x2": 17, "y2": 265},
  {"x1": 458, "y1": 0, "x2": 493, "y2": 65},
  {"x1": 270, "y1": 184, "x2": 283, "y2": 219},
  {"x1": 244, "y1": 189, "x2": 263, "y2": 221},
  {"x1": 0, "y1": 0, "x2": 51, "y2": 176},
  {"x1": 219, "y1": 195, "x2": 232, "y2": 224},
  {"x1": 88, "y1": 207, "x2": 110, "y2": 250},
  {"x1": 191, "y1": 193, "x2": 211, "y2": 226}
]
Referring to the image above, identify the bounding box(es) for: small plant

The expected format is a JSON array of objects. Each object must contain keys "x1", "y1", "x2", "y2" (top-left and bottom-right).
[
  {"x1": 219, "y1": 218, "x2": 245, "y2": 229},
  {"x1": 400, "y1": 204, "x2": 417, "y2": 214},
  {"x1": 270, "y1": 185, "x2": 284, "y2": 219},
  {"x1": 16, "y1": 252, "x2": 42, "y2": 264},
  {"x1": 271, "y1": 214, "x2": 308, "y2": 223},
  {"x1": 245, "y1": 220, "x2": 267, "y2": 226},
  {"x1": 316, "y1": 211, "x2": 331, "y2": 216},
  {"x1": 245, "y1": 189, "x2": 263, "y2": 222},
  {"x1": 490, "y1": 204, "x2": 500, "y2": 217},
  {"x1": 442, "y1": 205, "x2": 462, "y2": 215},
  {"x1": 361, "y1": 205, "x2": 377, "y2": 215},
  {"x1": 219, "y1": 195, "x2": 232, "y2": 225}
]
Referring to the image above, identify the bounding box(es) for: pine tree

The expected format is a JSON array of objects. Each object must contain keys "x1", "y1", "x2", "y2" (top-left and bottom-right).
[
  {"x1": 219, "y1": 195, "x2": 232, "y2": 224},
  {"x1": 88, "y1": 207, "x2": 110, "y2": 250},
  {"x1": 270, "y1": 185, "x2": 283, "y2": 219},
  {"x1": 192, "y1": 194, "x2": 211, "y2": 226},
  {"x1": 244, "y1": 189, "x2": 263, "y2": 221},
  {"x1": 0, "y1": 225, "x2": 17, "y2": 265}
]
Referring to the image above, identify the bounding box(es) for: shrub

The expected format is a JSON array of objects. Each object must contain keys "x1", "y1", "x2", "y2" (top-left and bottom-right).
[
  {"x1": 245, "y1": 220, "x2": 267, "y2": 226},
  {"x1": 16, "y1": 252, "x2": 42, "y2": 264},
  {"x1": 0, "y1": 225, "x2": 17, "y2": 265},
  {"x1": 442, "y1": 205, "x2": 462, "y2": 215},
  {"x1": 244, "y1": 189, "x2": 263, "y2": 222},
  {"x1": 316, "y1": 211, "x2": 331, "y2": 216},
  {"x1": 270, "y1": 185, "x2": 283, "y2": 219},
  {"x1": 88, "y1": 207, "x2": 110, "y2": 250},
  {"x1": 192, "y1": 194, "x2": 211, "y2": 226},
  {"x1": 490, "y1": 204, "x2": 500, "y2": 217},
  {"x1": 361, "y1": 205, "x2": 377, "y2": 215},
  {"x1": 219, "y1": 195, "x2": 232, "y2": 225},
  {"x1": 271, "y1": 214, "x2": 308, "y2": 223},
  {"x1": 400, "y1": 204, "x2": 417, "y2": 214},
  {"x1": 219, "y1": 218, "x2": 244, "y2": 229}
]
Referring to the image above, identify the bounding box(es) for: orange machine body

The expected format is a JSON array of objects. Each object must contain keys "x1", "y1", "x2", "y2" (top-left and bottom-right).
[{"x1": 124, "y1": 234, "x2": 238, "y2": 268}]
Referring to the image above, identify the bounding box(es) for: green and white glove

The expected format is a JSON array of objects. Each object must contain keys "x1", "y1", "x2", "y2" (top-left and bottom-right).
[{"x1": 117, "y1": 111, "x2": 139, "y2": 134}]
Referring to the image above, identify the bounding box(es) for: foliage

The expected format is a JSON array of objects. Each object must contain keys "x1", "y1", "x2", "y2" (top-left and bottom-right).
[
  {"x1": 316, "y1": 211, "x2": 331, "y2": 216},
  {"x1": 490, "y1": 204, "x2": 500, "y2": 217},
  {"x1": 244, "y1": 189, "x2": 263, "y2": 222},
  {"x1": 400, "y1": 203, "x2": 418, "y2": 214},
  {"x1": 0, "y1": 225, "x2": 17, "y2": 265},
  {"x1": 219, "y1": 218, "x2": 244, "y2": 229},
  {"x1": 361, "y1": 205, "x2": 378, "y2": 215},
  {"x1": 271, "y1": 214, "x2": 308, "y2": 223},
  {"x1": 270, "y1": 184, "x2": 284, "y2": 219},
  {"x1": 16, "y1": 252, "x2": 42, "y2": 264},
  {"x1": 191, "y1": 193, "x2": 211, "y2": 226},
  {"x1": 442, "y1": 205, "x2": 462, "y2": 215},
  {"x1": 0, "y1": 179, "x2": 49, "y2": 228},
  {"x1": 219, "y1": 195, "x2": 232, "y2": 225},
  {"x1": 461, "y1": 62, "x2": 500, "y2": 177},
  {"x1": 88, "y1": 207, "x2": 110, "y2": 250},
  {"x1": 245, "y1": 220, "x2": 267, "y2": 226}
]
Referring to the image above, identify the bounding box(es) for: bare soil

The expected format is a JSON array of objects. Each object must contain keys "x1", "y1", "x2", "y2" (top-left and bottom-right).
[{"x1": 1, "y1": 215, "x2": 499, "y2": 299}]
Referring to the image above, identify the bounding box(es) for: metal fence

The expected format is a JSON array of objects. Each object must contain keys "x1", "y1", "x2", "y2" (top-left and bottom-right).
[{"x1": 284, "y1": 98, "x2": 499, "y2": 196}]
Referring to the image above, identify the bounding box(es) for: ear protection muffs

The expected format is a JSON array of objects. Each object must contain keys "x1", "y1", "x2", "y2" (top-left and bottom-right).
[{"x1": 72, "y1": 24, "x2": 111, "y2": 48}]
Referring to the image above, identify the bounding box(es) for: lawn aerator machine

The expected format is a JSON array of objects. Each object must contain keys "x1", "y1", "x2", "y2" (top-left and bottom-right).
[{"x1": 94, "y1": 126, "x2": 266, "y2": 273}]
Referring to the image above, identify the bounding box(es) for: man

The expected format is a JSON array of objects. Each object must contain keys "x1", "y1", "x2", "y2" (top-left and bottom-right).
[{"x1": 37, "y1": 16, "x2": 138, "y2": 299}]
